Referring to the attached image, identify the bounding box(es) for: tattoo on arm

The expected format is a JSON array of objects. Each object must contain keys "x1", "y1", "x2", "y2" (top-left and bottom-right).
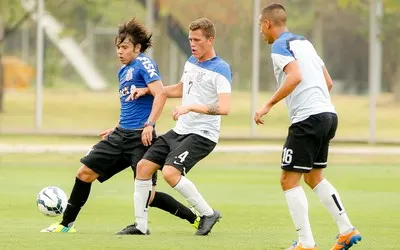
[{"x1": 207, "y1": 103, "x2": 220, "y2": 115}]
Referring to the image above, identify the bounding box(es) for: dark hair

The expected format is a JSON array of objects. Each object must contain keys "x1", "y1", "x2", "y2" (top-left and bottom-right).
[
  {"x1": 189, "y1": 18, "x2": 216, "y2": 39},
  {"x1": 115, "y1": 18, "x2": 152, "y2": 53},
  {"x1": 261, "y1": 3, "x2": 287, "y2": 25},
  {"x1": 262, "y1": 3, "x2": 286, "y2": 14}
]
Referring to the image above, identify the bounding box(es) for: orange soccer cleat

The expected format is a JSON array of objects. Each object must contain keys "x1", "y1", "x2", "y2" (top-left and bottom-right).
[{"x1": 330, "y1": 228, "x2": 362, "y2": 250}]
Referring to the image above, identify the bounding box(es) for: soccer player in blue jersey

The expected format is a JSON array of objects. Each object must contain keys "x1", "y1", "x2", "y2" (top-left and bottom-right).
[
  {"x1": 41, "y1": 18, "x2": 199, "y2": 233},
  {"x1": 117, "y1": 18, "x2": 232, "y2": 236},
  {"x1": 254, "y1": 4, "x2": 361, "y2": 250}
]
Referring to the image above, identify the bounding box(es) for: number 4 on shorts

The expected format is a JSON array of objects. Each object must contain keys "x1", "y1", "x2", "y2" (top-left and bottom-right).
[{"x1": 177, "y1": 151, "x2": 189, "y2": 163}]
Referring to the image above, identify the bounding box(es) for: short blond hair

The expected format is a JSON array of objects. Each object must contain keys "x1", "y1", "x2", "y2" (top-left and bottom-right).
[{"x1": 188, "y1": 18, "x2": 216, "y2": 39}]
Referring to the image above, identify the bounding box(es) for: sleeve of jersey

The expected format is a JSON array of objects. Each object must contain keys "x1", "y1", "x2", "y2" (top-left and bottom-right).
[
  {"x1": 317, "y1": 55, "x2": 325, "y2": 66},
  {"x1": 215, "y1": 64, "x2": 232, "y2": 94},
  {"x1": 271, "y1": 42, "x2": 296, "y2": 71},
  {"x1": 180, "y1": 62, "x2": 188, "y2": 83},
  {"x1": 140, "y1": 63, "x2": 161, "y2": 85}
]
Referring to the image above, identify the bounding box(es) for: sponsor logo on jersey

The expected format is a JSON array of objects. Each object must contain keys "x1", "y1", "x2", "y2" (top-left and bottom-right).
[
  {"x1": 137, "y1": 56, "x2": 158, "y2": 78},
  {"x1": 119, "y1": 84, "x2": 136, "y2": 98}
]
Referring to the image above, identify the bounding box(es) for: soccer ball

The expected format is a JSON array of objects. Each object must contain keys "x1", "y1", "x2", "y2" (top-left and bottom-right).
[{"x1": 36, "y1": 186, "x2": 68, "y2": 217}]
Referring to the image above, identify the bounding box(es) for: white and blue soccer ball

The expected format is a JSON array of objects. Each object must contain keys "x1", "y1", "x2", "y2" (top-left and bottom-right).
[{"x1": 36, "y1": 186, "x2": 68, "y2": 217}]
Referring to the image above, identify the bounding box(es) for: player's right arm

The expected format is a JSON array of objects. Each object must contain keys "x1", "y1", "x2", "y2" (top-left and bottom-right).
[
  {"x1": 164, "y1": 82, "x2": 183, "y2": 98},
  {"x1": 322, "y1": 66, "x2": 333, "y2": 92},
  {"x1": 126, "y1": 81, "x2": 183, "y2": 99},
  {"x1": 98, "y1": 121, "x2": 119, "y2": 139}
]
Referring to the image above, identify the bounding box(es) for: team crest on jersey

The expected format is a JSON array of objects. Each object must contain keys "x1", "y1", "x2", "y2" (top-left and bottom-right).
[
  {"x1": 125, "y1": 67, "x2": 134, "y2": 81},
  {"x1": 195, "y1": 72, "x2": 205, "y2": 82}
]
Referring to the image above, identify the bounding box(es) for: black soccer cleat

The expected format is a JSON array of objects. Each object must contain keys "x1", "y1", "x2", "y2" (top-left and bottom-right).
[
  {"x1": 195, "y1": 210, "x2": 221, "y2": 236},
  {"x1": 115, "y1": 223, "x2": 150, "y2": 235}
]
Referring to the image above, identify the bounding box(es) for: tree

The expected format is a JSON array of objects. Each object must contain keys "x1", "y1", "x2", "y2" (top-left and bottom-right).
[
  {"x1": 0, "y1": 0, "x2": 26, "y2": 112},
  {"x1": 0, "y1": 17, "x2": 4, "y2": 113},
  {"x1": 1, "y1": 0, "x2": 399, "y2": 98},
  {"x1": 381, "y1": 0, "x2": 400, "y2": 101},
  {"x1": 338, "y1": 0, "x2": 400, "y2": 101}
]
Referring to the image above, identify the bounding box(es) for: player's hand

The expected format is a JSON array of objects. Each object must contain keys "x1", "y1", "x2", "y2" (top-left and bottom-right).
[
  {"x1": 141, "y1": 126, "x2": 154, "y2": 146},
  {"x1": 254, "y1": 104, "x2": 272, "y2": 125},
  {"x1": 126, "y1": 87, "x2": 149, "y2": 101},
  {"x1": 172, "y1": 105, "x2": 190, "y2": 121},
  {"x1": 98, "y1": 128, "x2": 114, "y2": 139}
]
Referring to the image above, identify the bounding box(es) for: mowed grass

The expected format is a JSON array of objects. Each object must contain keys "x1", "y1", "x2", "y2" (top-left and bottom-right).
[
  {"x1": 1, "y1": 89, "x2": 400, "y2": 140},
  {"x1": 1, "y1": 152, "x2": 399, "y2": 249}
]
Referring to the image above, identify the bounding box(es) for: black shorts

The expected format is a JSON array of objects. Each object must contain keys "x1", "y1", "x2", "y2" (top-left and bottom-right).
[
  {"x1": 142, "y1": 130, "x2": 216, "y2": 175},
  {"x1": 281, "y1": 112, "x2": 338, "y2": 173},
  {"x1": 80, "y1": 127, "x2": 157, "y2": 185}
]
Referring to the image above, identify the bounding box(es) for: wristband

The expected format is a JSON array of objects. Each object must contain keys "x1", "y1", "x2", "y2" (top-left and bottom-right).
[{"x1": 144, "y1": 121, "x2": 155, "y2": 127}]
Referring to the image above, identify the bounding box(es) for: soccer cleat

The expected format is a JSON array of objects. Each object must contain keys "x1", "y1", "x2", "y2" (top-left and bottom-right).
[
  {"x1": 40, "y1": 223, "x2": 76, "y2": 233},
  {"x1": 330, "y1": 228, "x2": 362, "y2": 250},
  {"x1": 286, "y1": 241, "x2": 318, "y2": 250},
  {"x1": 115, "y1": 223, "x2": 150, "y2": 235},
  {"x1": 192, "y1": 215, "x2": 201, "y2": 229},
  {"x1": 195, "y1": 210, "x2": 221, "y2": 236}
]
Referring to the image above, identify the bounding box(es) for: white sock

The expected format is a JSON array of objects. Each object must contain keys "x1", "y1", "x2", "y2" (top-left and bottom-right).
[
  {"x1": 134, "y1": 179, "x2": 152, "y2": 233},
  {"x1": 313, "y1": 178, "x2": 353, "y2": 234},
  {"x1": 173, "y1": 176, "x2": 213, "y2": 216},
  {"x1": 285, "y1": 186, "x2": 316, "y2": 248}
]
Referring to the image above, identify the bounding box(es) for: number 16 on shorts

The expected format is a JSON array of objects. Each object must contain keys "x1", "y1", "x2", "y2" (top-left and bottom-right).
[{"x1": 282, "y1": 147, "x2": 293, "y2": 165}]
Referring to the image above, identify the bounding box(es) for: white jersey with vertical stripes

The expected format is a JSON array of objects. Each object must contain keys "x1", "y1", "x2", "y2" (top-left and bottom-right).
[
  {"x1": 172, "y1": 56, "x2": 232, "y2": 143},
  {"x1": 271, "y1": 31, "x2": 336, "y2": 124}
]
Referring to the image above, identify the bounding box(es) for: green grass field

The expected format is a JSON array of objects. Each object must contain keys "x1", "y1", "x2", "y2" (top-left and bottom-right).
[
  {"x1": 1, "y1": 152, "x2": 399, "y2": 250},
  {"x1": 1, "y1": 89, "x2": 400, "y2": 141}
]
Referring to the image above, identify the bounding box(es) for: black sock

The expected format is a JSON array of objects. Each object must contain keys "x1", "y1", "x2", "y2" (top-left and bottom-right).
[
  {"x1": 61, "y1": 177, "x2": 92, "y2": 227},
  {"x1": 150, "y1": 191, "x2": 196, "y2": 224}
]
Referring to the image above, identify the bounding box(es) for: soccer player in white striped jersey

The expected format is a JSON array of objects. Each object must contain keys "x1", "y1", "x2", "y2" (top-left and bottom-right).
[
  {"x1": 254, "y1": 3, "x2": 361, "y2": 250},
  {"x1": 125, "y1": 17, "x2": 232, "y2": 236}
]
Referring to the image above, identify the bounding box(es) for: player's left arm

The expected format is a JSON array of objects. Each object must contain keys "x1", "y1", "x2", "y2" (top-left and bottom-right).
[
  {"x1": 254, "y1": 60, "x2": 302, "y2": 125},
  {"x1": 172, "y1": 93, "x2": 230, "y2": 121},
  {"x1": 322, "y1": 66, "x2": 333, "y2": 92}
]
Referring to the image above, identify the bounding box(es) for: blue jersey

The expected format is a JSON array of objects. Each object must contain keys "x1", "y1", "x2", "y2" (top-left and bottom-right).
[{"x1": 118, "y1": 53, "x2": 161, "y2": 129}]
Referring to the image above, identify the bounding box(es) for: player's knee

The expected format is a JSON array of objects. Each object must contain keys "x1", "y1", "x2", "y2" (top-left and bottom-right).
[
  {"x1": 304, "y1": 169, "x2": 324, "y2": 189},
  {"x1": 280, "y1": 172, "x2": 300, "y2": 190},
  {"x1": 136, "y1": 160, "x2": 146, "y2": 177},
  {"x1": 136, "y1": 160, "x2": 152, "y2": 179},
  {"x1": 76, "y1": 165, "x2": 98, "y2": 183},
  {"x1": 280, "y1": 177, "x2": 290, "y2": 190},
  {"x1": 162, "y1": 166, "x2": 181, "y2": 187},
  {"x1": 304, "y1": 175, "x2": 313, "y2": 187},
  {"x1": 304, "y1": 175, "x2": 323, "y2": 189}
]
